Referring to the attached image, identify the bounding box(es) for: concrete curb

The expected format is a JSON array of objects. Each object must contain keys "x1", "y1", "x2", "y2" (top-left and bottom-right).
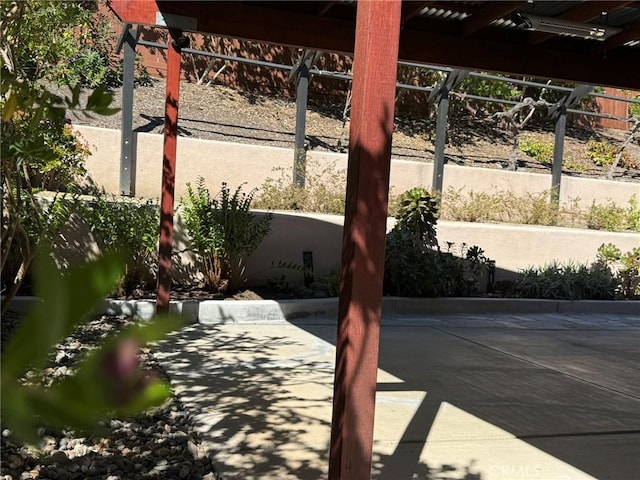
[{"x1": 4, "y1": 296, "x2": 639, "y2": 323}]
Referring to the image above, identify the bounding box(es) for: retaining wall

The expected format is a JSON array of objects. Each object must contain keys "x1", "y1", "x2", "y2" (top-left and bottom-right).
[
  {"x1": 75, "y1": 125, "x2": 640, "y2": 209},
  {"x1": 245, "y1": 212, "x2": 640, "y2": 286}
]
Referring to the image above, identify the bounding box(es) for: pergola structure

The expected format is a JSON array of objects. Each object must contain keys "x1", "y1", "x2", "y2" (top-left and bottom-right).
[{"x1": 107, "y1": 1, "x2": 640, "y2": 479}]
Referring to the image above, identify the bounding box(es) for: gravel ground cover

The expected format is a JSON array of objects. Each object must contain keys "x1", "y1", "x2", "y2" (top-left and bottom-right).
[{"x1": 1, "y1": 313, "x2": 221, "y2": 480}]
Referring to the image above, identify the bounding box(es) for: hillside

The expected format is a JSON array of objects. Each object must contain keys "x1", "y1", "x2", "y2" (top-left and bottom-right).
[{"x1": 70, "y1": 80, "x2": 640, "y2": 183}]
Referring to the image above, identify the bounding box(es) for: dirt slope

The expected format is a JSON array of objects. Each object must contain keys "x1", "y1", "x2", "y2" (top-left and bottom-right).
[{"x1": 70, "y1": 80, "x2": 640, "y2": 183}]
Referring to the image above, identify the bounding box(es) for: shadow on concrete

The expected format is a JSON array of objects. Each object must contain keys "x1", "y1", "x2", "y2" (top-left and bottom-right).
[
  {"x1": 299, "y1": 317, "x2": 640, "y2": 480},
  {"x1": 154, "y1": 321, "x2": 485, "y2": 480},
  {"x1": 155, "y1": 324, "x2": 333, "y2": 480}
]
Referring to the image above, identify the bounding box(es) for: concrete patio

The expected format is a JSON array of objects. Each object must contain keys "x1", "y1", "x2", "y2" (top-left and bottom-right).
[{"x1": 154, "y1": 311, "x2": 640, "y2": 480}]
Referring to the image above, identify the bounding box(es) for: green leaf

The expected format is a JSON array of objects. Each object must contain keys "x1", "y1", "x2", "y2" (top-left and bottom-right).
[
  {"x1": 118, "y1": 381, "x2": 172, "y2": 417},
  {"x1": 2, "y1": 93, "x2": 18, "y2": 122},
  {"x1": 1, "y1": 251, "x2": 124, "y2": 381}
]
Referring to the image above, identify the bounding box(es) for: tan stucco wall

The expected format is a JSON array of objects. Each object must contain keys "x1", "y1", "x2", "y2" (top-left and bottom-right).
[
  {"x1": 244, "y1": 212, "x2": 640, "y2": 286},
  {"x1": 76, "y1": 125, "x2": 640, "y2": 208}
]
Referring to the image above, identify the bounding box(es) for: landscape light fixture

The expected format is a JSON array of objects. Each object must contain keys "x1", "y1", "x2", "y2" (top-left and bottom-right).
[{"x1": 511, "y1": 12, "x2": 620, "y2": 41}]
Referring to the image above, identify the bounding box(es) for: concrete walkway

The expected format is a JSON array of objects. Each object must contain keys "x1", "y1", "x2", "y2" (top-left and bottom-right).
[{"x1": 153, "y1": 312, "x2": 640, "y2": 480}]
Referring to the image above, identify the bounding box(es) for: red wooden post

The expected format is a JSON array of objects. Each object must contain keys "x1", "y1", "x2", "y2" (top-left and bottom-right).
[
  {"x1": 328, "y1": 1, "x2": 402, "y2": 479},
  {"x1": 156, "y1": 30, "x2": 183, "y2": 314}
]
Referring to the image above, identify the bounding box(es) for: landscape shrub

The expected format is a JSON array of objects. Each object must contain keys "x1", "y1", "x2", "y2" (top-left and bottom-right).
[
  {"x1": 254, "y1": 160, "x2": 345, "y2": 214},
  {"x1": 392, "y1": 187, "x2": 439, "y2": 247},
  {"x1": 586, "y1": 195, "x2": 640, "y2": 232},
  {"x1": 438, "y1": 188, "x2": 638, "y2": 232},
  {"x1": 4, "y1": 114, "x2": 91, "y2": 192},
  {"x1": 597, "y1": 243, "x2": 640, "y2": 299},
  {"x1": 439, "y1": 188, "x2": 501, "y2": 223},
  {"x1": 2, "y1": 0, "x2": 120, "y2": 311},
  {"x1": 519, "y1": 136, "x2": 554, "y2": 165},
  {"x1": 498, "y1": 190, "x2": 560, "y2": 226},
  {"x1": 505, "y1": 261, "x2": 618, "y2": 300},
  {"x1": 587, "y1": 139, "x2": 630, "y2": 167},
  {"x1": 440, "y1": 188, "x2": 563, "y2": 226},
  {"x1": 630, "y1": 94, "x2": 640, "y2": 118},
  {"x1": 384, "y1": 187, "x2": 491, "y2": 297},
  {"x1": 81, "y1": 189, "x2": 159, "y2": 294},
  {"x1": 1, "y1": 192, "x2": 77, "y2": 306},
  {"x1": 181, "y1": 179, "x2": 272, "y2": 293}
]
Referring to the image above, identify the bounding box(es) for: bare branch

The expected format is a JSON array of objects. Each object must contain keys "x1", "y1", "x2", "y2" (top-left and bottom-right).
[{"x1": 607, "y1": 116, "x2": 640, "y2": 180}]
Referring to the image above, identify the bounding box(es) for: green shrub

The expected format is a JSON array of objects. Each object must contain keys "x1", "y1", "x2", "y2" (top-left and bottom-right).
[
  {"x1": 597, "y1": 243, "x2": 640, "y2": 299},
  {"x1": 564, "y1": 160, "x2": 590, "y2": 172},
  {"x1": 393, "y1": 187, "x2": 439, "y2": 247},
  {"x1": 519, "y1": 136, "x2": 554, "y2": 165},
  {"x1": 630, "y1": 94, "x2": 640, "y2": 118},
  {"x1": 440, "y1": 188, "x2": 562, "y2": 226},
  {"x1": 439, "y1": 188, "x2": 638, "y2": 232},
  {"x1": 1, "y1": 192, "x2": 78, "y2": 306},
  {"x1": 440, "y1": 188, "x2": 502, "y2": 223},
  {"x1": 253, "y1": 160, "x2": 345, "y2": 214},
  {"x1": 181, "y1": 179, "x2": 272, "y2": 293},
  {"x1": 626, "y1": 194, "x2": 640, "y2": 231},
  {"x1": 384, "y1": 188, "x2": 491, "y2": 297},
  {"x1": 3, "y1": 115, "x2": 91, "y2": 192},
  {"x1": 587, "y1": 139, "x2": 630, "y2": 167},
  {"x1": 509, "y1": 261, "x2": 618, "y2": 300},
  {"x1": 586, "y1": 196, "x2": 640, "y2": 232},
  {"x1": 499, "y1": 190, "x2": 560, "y2": 226},
  {"x1": 82, "y1": 189, "x2": 159, "y2": 294}
]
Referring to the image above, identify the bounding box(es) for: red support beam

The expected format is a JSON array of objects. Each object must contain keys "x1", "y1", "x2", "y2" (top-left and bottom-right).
[
  {"x1": 108, "y1": 0, "x2": 158, "y2": 24},
  {"x1": 156, "y1": 31, "x2": 183, "y2": 314},
  {"x1": 328, "y1": 1, "x2": 402, "y2": 479}
]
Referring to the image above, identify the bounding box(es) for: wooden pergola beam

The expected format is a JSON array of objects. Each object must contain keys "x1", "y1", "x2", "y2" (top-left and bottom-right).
[
  {"x1": 459, "y1": 1, "x2": 524, "y2": 36},
  {"x1": 398, "y1": 29, "x2": 640, "y2": 89},
  {"x1": 601, "y1": 16, "x2": 640, "y2": 51},
  {"x1": 108, "y1": 0, "x2": 640, "y2": 89},
  {"x1": 401, "y1": 1, "x2": 433, "y2": 27}
]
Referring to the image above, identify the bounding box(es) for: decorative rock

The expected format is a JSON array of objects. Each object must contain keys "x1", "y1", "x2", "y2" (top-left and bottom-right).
[
  {"x1": 48, "y1": 450, "x2": 68, "y2": 464},
  {"x1": 54, "y1": 352, "x2": 68, "y2": 364},
  {"x1": 0, "y1": 314, "x2": 217, "y2": 480},
  {"x1": 178, "y1": 465, "x2": 190, "y2": 478},
  {"x1": 154, "y1": 447, "x2": 171, "y2": 457}
]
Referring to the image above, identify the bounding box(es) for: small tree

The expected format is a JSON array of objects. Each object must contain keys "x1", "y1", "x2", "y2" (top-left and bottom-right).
[
  {"x1": 181, "y1": 179, "x2": 272, "y2": 293},
  {"x1": 1, "y1": 1, "x2": 118, "y2": 312}
]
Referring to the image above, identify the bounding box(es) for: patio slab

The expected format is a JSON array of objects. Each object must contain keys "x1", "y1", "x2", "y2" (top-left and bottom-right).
[{"x1": 151, "y1": 313, "x2": 640, "y2": 479}]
